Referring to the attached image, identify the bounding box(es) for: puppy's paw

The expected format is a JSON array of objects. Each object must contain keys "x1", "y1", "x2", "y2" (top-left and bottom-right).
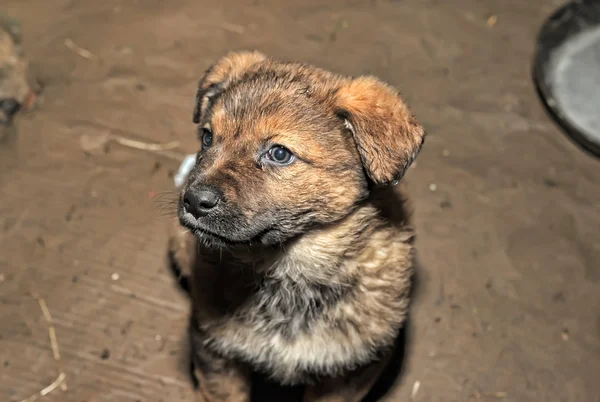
[{"x1": 189, "y1": 332, "x2": 252, "y2": 402}]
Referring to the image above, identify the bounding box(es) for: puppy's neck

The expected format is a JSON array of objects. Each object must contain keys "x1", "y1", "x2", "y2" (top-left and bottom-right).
[
  {"x1": 265, "y1": 207, "x2": 378, "y2": 285},
  {"x1": 214, "y1": 186, "x2": 410, "y2": 287}
]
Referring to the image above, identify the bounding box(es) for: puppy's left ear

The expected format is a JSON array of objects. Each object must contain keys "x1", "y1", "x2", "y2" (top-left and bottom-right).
[
  {"x1": 336, "y1": 76, "x2": 425, "y2": 186},
  {"x1": 193, "y1": 51, "x2": 266, "y2": 123}
]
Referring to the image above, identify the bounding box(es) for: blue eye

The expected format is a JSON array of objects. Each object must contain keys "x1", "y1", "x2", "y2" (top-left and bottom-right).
[
  {"x1": 201, "y1": 128, "x2": 213, "y2": 147},
  {"x1": 267, "y1": 146, "x2": 294, "y2": 165}
]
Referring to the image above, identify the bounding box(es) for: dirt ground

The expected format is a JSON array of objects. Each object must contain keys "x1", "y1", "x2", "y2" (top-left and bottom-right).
[{"x1": 1, "y1": 0, "x2": 599, "y2": 401}]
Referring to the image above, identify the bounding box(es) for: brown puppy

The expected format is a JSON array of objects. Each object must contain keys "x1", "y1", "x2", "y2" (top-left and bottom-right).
[{"x1": 168, "y1": 51, "x2": 425, "y2": 402}]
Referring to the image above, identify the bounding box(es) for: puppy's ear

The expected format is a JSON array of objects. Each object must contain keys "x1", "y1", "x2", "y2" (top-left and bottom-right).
[
  {"x1": 336, "y1": 76, "x2": 425, "y2": 186},
  {"x1": 193, "y1": 51, "x2": 266, "y2": 123}
]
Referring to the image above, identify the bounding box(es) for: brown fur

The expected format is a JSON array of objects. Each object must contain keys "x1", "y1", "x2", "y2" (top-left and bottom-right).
[{"x1": 168, "y1": 51, "x2": 425, "y2": 401}]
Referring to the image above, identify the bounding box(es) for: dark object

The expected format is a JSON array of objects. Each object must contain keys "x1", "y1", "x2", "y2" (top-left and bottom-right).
[
  {"x1": 0, "y1": 98, "x2": 20, "y2": 124},
  {"x1": 533, "y1": 0, "x2": 600, "y2": 157},
  {"x1": 0, "y1": 15, "x2": 37, "y2": 126},
  {"x1": 100, "y1": 348, "x2": 111, "y2": 360}
]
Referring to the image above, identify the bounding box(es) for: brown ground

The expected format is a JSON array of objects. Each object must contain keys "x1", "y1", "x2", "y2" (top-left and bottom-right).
[{"x1": 1, "y1": 0, "x2": 599, "y2": 401}]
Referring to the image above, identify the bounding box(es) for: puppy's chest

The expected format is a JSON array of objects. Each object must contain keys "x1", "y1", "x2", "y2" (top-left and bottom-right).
[
  {"x1": 251, "y1": 276, "x2": 351, "y2": 332},
  {"x1": 200, "y1": 274, "x2": 380, "y2": 383},
  {"x1": 208, "y1": 272, "x2": 351, "y2": 335}
]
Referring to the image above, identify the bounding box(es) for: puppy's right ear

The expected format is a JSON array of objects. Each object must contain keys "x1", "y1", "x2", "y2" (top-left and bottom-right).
[{"x1": 193, "y1": 51, "x2": 266, "y2": 124}]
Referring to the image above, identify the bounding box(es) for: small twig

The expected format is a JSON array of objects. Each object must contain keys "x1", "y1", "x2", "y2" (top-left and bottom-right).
[
  {"x1": 112, "y1": 135, "x2": 180, "y2": 151},
  {"x1": 472, "y1": 390, "x2": 508, "y2": 400},
  {"x1": 35, "y1": 297, "x2": 60, "y2": 360},
  {"x1": 220, "y1": 21, "x2": 245, "y2": 34},
  {"x1": 19, "y1": 372, "x2": 66, "y2": 402},
  {"x1": 153, "y1": 149, "x2": 187, "y2": 162},
  {"x1": 411, "y1": 380, "x2": 421, "y2": 399},
  {"x1": 64, "y1": 38, "x2": 97, "y2": 60},
  {"x1": 72, "y1": 120, "x2": 186, "y2": 161},
  {"x1": 32, "y1": 294, "x2": 67, "y2": 391}
]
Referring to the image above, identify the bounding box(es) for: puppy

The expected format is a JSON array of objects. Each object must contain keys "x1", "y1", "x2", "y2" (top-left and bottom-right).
[{"x1": 168, "y1": 51, "x2": 425, "y2": 402}]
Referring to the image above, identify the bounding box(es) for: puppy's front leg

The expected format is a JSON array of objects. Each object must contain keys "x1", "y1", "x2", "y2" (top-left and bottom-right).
[
  {"x1": 189, "y1": 327, "x2": 251, "y2": 402},
  {"x1": 303, "y1": 353, "x2": 391, "y2": 402}
]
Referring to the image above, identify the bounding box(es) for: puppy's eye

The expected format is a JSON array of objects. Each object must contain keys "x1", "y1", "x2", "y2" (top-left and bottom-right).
[
  {"x1": 201, "y1": 128, "x2": 213, "y2": 148},
  {"x1": 266, "y1": 145, "x2": 294, "y2": 165}
]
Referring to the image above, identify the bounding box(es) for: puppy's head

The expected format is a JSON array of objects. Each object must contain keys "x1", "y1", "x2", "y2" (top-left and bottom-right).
[{"x1": 178, "y1": 51, "x2": 425, "y2": 248}]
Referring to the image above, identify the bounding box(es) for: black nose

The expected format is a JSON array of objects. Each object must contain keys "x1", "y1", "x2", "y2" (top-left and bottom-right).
[
  {"x1": 0, "y1": 99, "x2": 20, "y2": 125},
  {"x1": 183, "y1": 187, "x2": 221, "y2": 218},
  {"x1": 0, "y1": 99, "x2": 20, "y2": 116}
]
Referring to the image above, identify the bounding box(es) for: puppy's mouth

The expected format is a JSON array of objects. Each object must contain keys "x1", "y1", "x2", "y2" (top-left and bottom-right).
[
  {"x1": 178, "y1": 212, "x2": 243, "y2": 245},
  {"x1": 178, "y1": 208, "x2": 273, "y2": 247}
]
